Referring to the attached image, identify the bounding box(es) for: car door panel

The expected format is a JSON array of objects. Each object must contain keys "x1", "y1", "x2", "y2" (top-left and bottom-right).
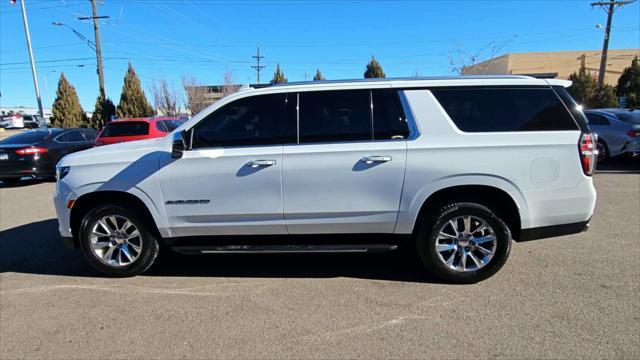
[
  {"x1": 158, "y1": 146, "x2": 285, "y2": 236},
  {"x1": 282, "y1": 141, "x2": 406, "y2": 234}
]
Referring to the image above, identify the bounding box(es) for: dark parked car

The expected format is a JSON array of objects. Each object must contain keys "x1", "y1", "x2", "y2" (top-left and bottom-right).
[{"x1": 0, "y1": 128, "x2": 97, "y2": 184}]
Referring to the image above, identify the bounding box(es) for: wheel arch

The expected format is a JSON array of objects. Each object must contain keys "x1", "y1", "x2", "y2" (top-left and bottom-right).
[
  {"x1": 70, "y1": 191, "x2": 162, "y2": 247},
  {"x1": 412, "y1": 184, "x2": 523, "y2": 241}
]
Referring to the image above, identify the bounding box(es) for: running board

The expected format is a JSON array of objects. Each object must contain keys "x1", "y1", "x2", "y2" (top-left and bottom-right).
[{"x1": 170, "y1": 244, "x2": 398, "y2": 255}]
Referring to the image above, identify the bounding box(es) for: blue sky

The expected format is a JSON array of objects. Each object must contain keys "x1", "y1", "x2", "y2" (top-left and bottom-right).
[{"x1": 1, "y1": 0, "x2": 639, "y2": 110}]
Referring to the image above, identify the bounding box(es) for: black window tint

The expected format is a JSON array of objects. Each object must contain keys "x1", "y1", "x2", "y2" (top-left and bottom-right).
[
  {"x1": 431, "y1": 87, "x2": 578, "y2": 132},
  {"x1": 192, "y1": 94, "x2": 294, "y2": 148},
  {"x1": 57, "y1": 130, "x2": 85, "y2": 143},
  {"x1": 372, "y1": 89, "x2": 409, "y2": 140},
  {"x1": 585, "y1": 113, "x2": 610, "y2": 126},
  {"x1": 551, "y1": 86, "x2": 590, "y2": 131},
  {"x1": 299, "y1": 90, "x2": 371, "y2": 143},
  {"x1": 101, "y1": 122, "x2": 150, "y2": 137}
]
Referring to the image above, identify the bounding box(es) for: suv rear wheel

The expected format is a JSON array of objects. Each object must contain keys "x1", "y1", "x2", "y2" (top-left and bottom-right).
[
  {"x1": 417, "y1": 202, "x2": 511, "y2": 283},
  {"x1": 79, "y1": 204, "x2": 159, "y2": 277}
]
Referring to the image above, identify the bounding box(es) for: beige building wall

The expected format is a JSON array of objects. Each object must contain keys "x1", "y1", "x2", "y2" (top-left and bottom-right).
[{"x1": 462, "y1": 49, "x2": 639, "y2": 86}]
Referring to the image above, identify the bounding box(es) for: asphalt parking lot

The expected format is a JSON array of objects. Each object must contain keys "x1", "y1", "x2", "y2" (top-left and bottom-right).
[{"x1": 0, "y1": 130, "x2": 639, "y2": 359}]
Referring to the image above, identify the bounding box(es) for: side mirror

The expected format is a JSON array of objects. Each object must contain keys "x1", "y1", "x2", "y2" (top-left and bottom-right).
[{"x1": 171, "y1": 130, "x2": 190, "y2": 158}]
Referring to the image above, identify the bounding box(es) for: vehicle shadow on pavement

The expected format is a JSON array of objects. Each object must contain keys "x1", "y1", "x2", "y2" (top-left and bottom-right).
[
  {"x1": 596, "y1": 157, "x2": 640, "y2": 173},
  {"x1": 0, "y1": 219, "x2": 440, "y2": 283}
]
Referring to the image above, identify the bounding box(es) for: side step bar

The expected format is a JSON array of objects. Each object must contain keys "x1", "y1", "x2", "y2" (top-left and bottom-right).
[{"x1": 170, "y1": 244, "x2": 398, "y2": 255}]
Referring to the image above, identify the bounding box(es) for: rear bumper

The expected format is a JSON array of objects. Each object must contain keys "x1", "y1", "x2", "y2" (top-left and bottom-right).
[{"x1": 518, "y1": 219, "x2": 590, "y2": 242}]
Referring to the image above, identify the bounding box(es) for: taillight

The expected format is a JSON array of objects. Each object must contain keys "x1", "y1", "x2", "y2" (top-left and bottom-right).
[
  {"x1": 626, "y1": 129, "x2": 640, "y2": 138},
  {"x1": 15, "y1": 147, "x2": 48, "y2": 155},
  {"x1": 579, "y1": 133, "x2": 596, "y2": 176}
]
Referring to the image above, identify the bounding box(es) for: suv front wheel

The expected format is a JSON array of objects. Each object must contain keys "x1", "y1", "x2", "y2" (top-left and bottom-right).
[
  {"x1": 79, "y1": 204, "x2": 159, "y2": 277},
  {"x1": 417, "y1": 202, "x2": 512, "y2": 283}
]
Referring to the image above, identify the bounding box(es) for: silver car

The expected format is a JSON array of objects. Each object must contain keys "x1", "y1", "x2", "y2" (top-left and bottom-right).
[{"x1": 584, "y1": 109, "x2": 640, "y2": 160}]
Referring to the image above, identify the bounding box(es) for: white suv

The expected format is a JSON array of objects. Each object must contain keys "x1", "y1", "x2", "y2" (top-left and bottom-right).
[{"x1": 54, "y1": 76, "x2": 597, "y2": 283}]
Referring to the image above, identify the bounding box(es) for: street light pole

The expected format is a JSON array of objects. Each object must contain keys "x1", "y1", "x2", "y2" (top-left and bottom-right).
[
  {"x1": 18, "y1": 0, "x2": 45, "y2": 120},
  {"x1": 79, "y1": 0, "x2": 108, "y2": 99}
]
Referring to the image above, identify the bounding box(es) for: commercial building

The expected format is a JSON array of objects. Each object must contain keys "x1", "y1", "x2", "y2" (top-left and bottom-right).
[{"x1": 462, "y1": 49, "x2": 639, "y2": 86}]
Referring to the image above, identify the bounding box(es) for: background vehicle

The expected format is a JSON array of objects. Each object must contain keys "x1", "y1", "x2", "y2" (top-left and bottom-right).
[
  {"x1": 0, "y1": 114, "x2": 25, "y2": 129},
  {"x1": 0, "y1": 128, "x2": 96, "y2": 184},
  {"x1": 94, "y1": 117, "x2": 183, "y2": 146},
  {"x1": 55, "y1": 76, "x2": 596, "y2": 282},
  {"x1": 584, "y1": 109, "x2": 640, "y2": 160}
]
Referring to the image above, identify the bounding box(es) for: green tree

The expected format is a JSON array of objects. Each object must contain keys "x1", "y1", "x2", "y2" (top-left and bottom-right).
[
  {"x1": 592, "y1": 84, "x2": 618, "y2": 108},
  {"x1": 51, "y1": 73, "x2": 87, "y2": 128},
  {"x1": 617, "y1": 56, "x2": 640, "y2": 108},
  {"x1": 364, "y1": 56, "x2": 386, "y2": 78},
  {"x1": 313, "y1": 68, "x2": 325, "y2": 81},
  {"x1": 116, "y1": 63, "x2": 154, "y2": 118},
  {"x1": 270, "y1": 64, "x2": 288, "y2": 84},
  {"x1": 568, "y1": 65, "x2": 597, "y2": 107},
  {"x1": 90, "y1": 94, "x2": 116, "y2": 130}
]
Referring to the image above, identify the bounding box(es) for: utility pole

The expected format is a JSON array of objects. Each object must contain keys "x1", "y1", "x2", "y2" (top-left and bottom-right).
[
  {"x1": 251, "y1": 47, "x2": 265, "y2": 84},
  {"x1": 78, "y1": 0, "x2": 109, "y2": 98},
  {"x1": 590, "y1": 0, "x2": 634, "y2": 88},
  {"x1": 16, "y1": 0, "x2": 45, "y2": 121}
]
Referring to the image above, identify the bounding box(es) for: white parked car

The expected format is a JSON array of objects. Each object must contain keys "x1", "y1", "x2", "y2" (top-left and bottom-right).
[
  {"x1": 0, "y1": 114, "x2": 25, "y2": 129},
  {"x1": 54, "y1": 76, "x2": 597, "y2": 282}
]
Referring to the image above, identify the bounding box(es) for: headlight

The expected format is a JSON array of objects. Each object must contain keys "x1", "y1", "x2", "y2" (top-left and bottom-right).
[{"x1": 56, "y1": 166, "x2": 70, "y2": 181}]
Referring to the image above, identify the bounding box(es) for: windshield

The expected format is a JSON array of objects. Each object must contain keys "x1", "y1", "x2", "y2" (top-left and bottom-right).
[
  {"x1": 0, "y1": 130, "x2": 51, "y2": 144},
  {"x1": 101, "y1": 122, "x2": 150, "y2": 137}
]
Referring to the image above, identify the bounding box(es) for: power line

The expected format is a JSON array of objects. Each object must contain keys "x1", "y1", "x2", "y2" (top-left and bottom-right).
[
  {"x1": 251, "y1": 47, "x2": 266, "y2": 84},
  {"x1": 590, "y1": 0, "x2": 635, "y2": 87}
]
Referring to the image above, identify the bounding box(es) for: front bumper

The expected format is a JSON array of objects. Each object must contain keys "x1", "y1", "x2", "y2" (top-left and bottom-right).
[{"x1": 54, "y1": 180, "x2": 76, "y2": 239}]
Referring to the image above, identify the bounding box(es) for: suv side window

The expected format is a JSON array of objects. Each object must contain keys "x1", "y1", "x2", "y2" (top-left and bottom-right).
[
  {"x1": 299, "y1": 90, "x2": 371, "y2": 143},
  {"x1": 372, "y1": 89, "x2": 409, "y2": 140},
  {"x1": 431, "y1": 87, "x2": 578, "y2": 132},
  {"x1": 192, "y1": 94, "x2": 295, "y2": 148},
  {"x1": 585, "y1": 113, "x2": 610, "y2": 126}
]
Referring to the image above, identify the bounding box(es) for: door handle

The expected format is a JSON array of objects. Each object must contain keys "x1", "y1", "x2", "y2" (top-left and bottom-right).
[
  {"x1": 248, "y1": 159, "x2": 276, "y2": 168},
  {"x1": 361, "y1": 156, "x2": 391, "y2": 164}
]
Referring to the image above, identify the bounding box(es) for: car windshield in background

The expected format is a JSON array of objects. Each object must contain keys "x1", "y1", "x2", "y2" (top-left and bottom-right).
[
  {"x1": 101, "y1": 122, "x2": 150, "y2": 137},
  {"x1": 1, "y1": 130, "x2": 51, "y2": 144},
  {"x1": 156, "y1": 120, "x2": 181, "y2": 132}
]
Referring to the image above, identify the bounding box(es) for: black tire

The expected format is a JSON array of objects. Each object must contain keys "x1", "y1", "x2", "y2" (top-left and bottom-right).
[
  {"x1": 597, "y1": 140, "x2": 609, "y2": 162},
  {"x1": 416, "y1": 202, "x2": 511, "y2": 284},
  {"x1": 78, "y1": 204, "x2": 159, "y2": 277}
]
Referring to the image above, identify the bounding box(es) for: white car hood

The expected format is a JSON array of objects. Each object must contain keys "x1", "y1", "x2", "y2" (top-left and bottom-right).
[{"x1": 58, "y1": 137, "x2": 167, "y2": 167}]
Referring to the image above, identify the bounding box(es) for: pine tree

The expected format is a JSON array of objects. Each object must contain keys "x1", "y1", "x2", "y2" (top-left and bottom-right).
[
  {"x1": 568, "y1": 65, "x2": 597, "y2": 107},
  {"x1": 313, "y1": 68, "x2": 325, "y2": 81},
  {"x1": 617, "y1": 56, "x2": 640, "y2": 108},
  {"x1": 51, "y1": 73, "x2": 87, "y2": 128},
  {"x1": 270, "y1": 64, "x2": 288, "y2": 84},
  {"x1": 364, "y1": 56, "x2": 386, "y2": 79},
  {"x1": 592, "y1": 84, "x2": 618, "y2": 108},
  {"x1": 116, "y1": 63, "x2": 154, "y2": 118},
  {"x1": 90, "y1": 94, "x2": 116, "y2": 130}
]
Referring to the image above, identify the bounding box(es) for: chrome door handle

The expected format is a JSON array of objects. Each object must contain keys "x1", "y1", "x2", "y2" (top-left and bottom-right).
[
  {"x1": 361, "y1": 156, "x2": 391, "y2": 164},
  {"x1": 248, "y1": 159, "x2": 276, "y2": 168}
]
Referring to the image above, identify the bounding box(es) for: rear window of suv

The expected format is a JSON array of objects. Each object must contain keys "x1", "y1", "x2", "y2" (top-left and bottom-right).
[
  {"x1": 431, "y1": 87, "x2": 578, "y2": 132},
  {"x1": 101, "y1": 121, "x2": 150, "y2": 137}
]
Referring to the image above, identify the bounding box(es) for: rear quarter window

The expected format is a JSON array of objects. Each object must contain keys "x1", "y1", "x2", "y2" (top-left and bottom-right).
[
  {"x1": 101, "y1": 122, "x2": 150, "y2": 137},
  {"x1": 431, "y1": 87, "x2": 579, "y2": 132}
]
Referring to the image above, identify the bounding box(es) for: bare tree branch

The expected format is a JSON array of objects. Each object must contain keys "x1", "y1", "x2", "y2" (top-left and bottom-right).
[
  {"x1": 221, "y1": 68, "x2": 240, "y2": 97},
  {"x1": 181, "y1": 75, "x2": 210, "y2": 115},
  {"x1": 150, "y1": 77, "x2": 180, "y2": 117},
  {"x1": 448, "y1": 36, "x2": 517, "y2": 75}
]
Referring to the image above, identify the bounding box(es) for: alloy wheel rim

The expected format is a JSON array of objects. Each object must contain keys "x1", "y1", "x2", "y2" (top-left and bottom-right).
[
  {"x1": 90, "y1": 215, "x2": 142, "y2": 267},
  {"x1": 435, "y1": 215, "x2": 497, "y2": 272}
]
